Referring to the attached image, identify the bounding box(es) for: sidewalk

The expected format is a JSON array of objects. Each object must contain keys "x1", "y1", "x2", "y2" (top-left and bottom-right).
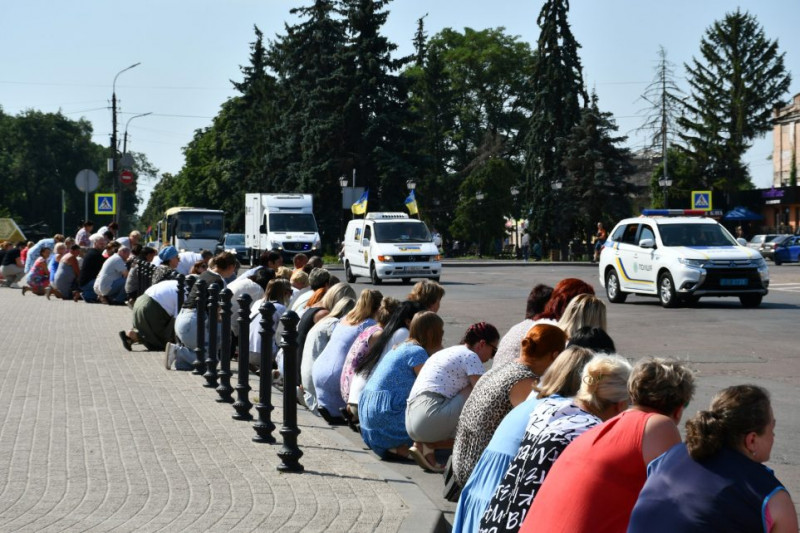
[{"x1": 0, "y1": 288, "x2": 445, "y2": 532}]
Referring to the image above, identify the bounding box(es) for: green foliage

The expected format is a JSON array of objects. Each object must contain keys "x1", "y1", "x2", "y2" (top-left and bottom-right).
[
  {"x1": 524, "y1": 0, "x2": 588, "y2": 247},
  {"x1": 0, "y1": 109, "x2": 108, "y2": 234},
  {"x1": 679, "y1": 9, "x2": 791, "y2": 194},
  {"x1": 450, "y1": 158, "x2": 520, "y2": 255},
  {"x1": 648, "y1": 147, "x2": 701, "y2": 209},
  {"x1": 561, "y1": 94, "x2": 635, "y2": 241}
]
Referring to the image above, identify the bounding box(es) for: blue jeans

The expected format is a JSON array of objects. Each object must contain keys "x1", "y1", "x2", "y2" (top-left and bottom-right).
[
  {"x1": 80, "y1": 279, "x2": 98, "y2": 303},
  {"x1": 106, "y1": 276, "x2": 127, "y2": 304}
]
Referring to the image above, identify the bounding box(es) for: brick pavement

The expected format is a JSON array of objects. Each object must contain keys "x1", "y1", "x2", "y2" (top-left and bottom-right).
[{"x1": 0, "y1": 288, "x2": 443, "y2": 532}]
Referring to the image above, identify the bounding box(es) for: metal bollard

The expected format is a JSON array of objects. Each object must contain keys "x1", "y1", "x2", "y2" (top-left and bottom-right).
[
  {"x1": 192, "y1": 279, "x2": 208, "y2": 376},
  {"x1": 185, "y1": 274, "x2": 196, "y2": 295},
  {"x1": 253, "y1": 301, "x2": 276, "y2": 443},
  {"x1": 277, "y1": 310, "x2": 303, "y2": 472},
  {"x1": 136, "y1": 259, "x2": 145, "y2": 297},
  {"x1": 216, "y1": 288, "x2": 234, "y2": 403},
  {"x1": 232, "y1": 294, "x2": 253, "y2": 421},
  {"x1": 203, "y1": 283, "x2": 220, "y2": 388}
]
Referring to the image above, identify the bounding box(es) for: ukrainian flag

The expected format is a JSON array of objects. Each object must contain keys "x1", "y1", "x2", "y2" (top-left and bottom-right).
[
  {"x1": 404, "y1": 190, "x2": 418, "y2": 215},
  {"x1": 352, "y1": 189, "x2": 368, "y2": 215}
]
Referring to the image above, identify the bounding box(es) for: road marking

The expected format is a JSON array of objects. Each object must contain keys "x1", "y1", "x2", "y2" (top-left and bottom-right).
[{"x1": 769, "y1": 283, "x2": 800, "y2": 293}]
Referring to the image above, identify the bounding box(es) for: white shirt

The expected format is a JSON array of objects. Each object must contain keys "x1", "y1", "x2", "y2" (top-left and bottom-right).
[
  {"x1": 94, "y1": 253, "x2": 127, "y2": 295},
  {"x1": 408, "y1": 345, "x2": 485, "y2": 401},
  {"x1": 145, "y1": 279, "x2": 179, "y2": 317},
  {"x1": 291, "y1": 289, "x2": 315, "y2": 315},
  {"x1": 227, "y1": 276, "x2": 266, "y2": 335},
  {"x1": 176, "y1": 251, "x2": 203, "y2": 275}
]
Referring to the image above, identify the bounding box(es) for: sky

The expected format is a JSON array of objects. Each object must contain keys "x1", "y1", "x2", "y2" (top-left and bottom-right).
[{"x1": 2, "y1": 1, "x2": 799, "y2": 215}]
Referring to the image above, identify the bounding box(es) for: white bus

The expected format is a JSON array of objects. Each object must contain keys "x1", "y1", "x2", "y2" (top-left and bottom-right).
[{"x1": 157, "y1": 207, "x2": 225, "y2": 253}]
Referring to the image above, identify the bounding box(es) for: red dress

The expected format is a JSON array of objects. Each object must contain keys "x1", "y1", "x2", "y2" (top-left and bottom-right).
[{"x1": 520, "y1": 409, "x2": 655, "y2": 533}]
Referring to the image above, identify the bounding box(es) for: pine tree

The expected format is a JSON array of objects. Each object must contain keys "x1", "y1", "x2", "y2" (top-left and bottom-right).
[
  {"x1": 338, "y1": 0, "x2": 414, "y2": 211},
  {"x1": 263, "y1": 1, "x2": 350, "y2": 242},
  {"x1": 561, "y1": 93, "x2": 635, "y2": 242},
  {"x1": 679, "y1": 9, "x2": 791, "y2": 196},
  {"x1": 524, "y1": 0, "x2": 588, "y2": 250}
]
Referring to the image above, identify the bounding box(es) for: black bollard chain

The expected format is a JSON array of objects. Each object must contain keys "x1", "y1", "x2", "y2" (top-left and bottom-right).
[
  {"x1": 203, "y1": 283, "x2": 220, "y2": 388},
  {"x1": 253, "y1": 301, "x2": 276, "y2": 443},
  {"x1": 277, "y1": 310, "x2": 303, "y2": 472},
  {"x1": 176, "y1": 274, "x2": 186, "y2": 310},
  {"x1": 192, "y1": 279, "x2": 208, "y2": 376},
  {"x1": 232, "y1": 294, "x2": 253, "y2": 421},
  {"x1": 216, "y1": 288, "x2": 234, "y2": 403}
]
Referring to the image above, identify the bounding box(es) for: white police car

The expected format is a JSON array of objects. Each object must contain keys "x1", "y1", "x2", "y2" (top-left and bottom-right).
[{"x1": 599, "y1": 211, "x2": 769, "y2": 308}]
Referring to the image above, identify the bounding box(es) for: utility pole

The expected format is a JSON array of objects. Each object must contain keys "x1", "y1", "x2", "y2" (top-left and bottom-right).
[{"x1": 111, "y1": 62, "x2": 141, "y2": 230}]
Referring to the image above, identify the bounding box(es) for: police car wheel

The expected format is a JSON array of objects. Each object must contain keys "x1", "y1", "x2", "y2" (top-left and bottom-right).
[
  {"x1": 739, "y1": 294, "x2": 762, "y2": 308},
  {"x1": 605, "y1": 270, "x2": 627, "y2": 303},
  {"x1": 401, "y1": 278, "x2": 411, "y2": 285},
  {"x1": 658, "y1": 272, "x2": 679, "y2": 308}
]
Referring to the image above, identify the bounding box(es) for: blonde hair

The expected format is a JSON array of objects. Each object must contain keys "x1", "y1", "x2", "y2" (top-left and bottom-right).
[
  {"x1": 321, "y1": 283, "x2": 356, "y2": 311},
  {"x1": 54, "y1": 242, "x2": 68, "y2": 254},
  {"x1": 408, "y1": 280, "x2": 445, "y2": 310},
  {"x1": 557, "y1": 294, "x2": 607, "y2": 337},
  {"x1": 577, "y1": 354, "x2": 632, "y2": 415},
  {"x1": 290, "y1": 270, "x2": 309, "y2": 288},
  {"x1": 628, "y1": 357, "x2": 695, "y2": 415},
  {"x1": 329, "y1": 297, "x2": 356, "y2": 319},
  {"x1": 275, "y1": 266, "x2": 293, "y2": 280},
  {"x1": 535, "y1": 346, "x2": 595, "y2": 399},
  {"x1": 346, "y1": 289, "x2": 383, "y2": 324}
]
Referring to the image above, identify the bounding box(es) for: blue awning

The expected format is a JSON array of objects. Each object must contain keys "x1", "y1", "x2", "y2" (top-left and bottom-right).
[{"x1": 723, "y1": 206, "x2": 764, "y2": 221}]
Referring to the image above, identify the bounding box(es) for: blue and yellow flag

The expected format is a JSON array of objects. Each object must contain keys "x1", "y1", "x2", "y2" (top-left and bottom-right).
[
  {"x1": 404, "y1": 189, "x2": 418, "y2": 215},
  {"x1": 352, "y1": 189, "x2": 368, "y2": 215}
]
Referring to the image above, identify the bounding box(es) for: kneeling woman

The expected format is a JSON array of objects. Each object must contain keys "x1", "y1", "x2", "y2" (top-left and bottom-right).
[
  {"x1": 404, "y1": 322, "x2": 499, "y2": 472},
  {"x1": 359, "y1": 311, "x2": 443, "y2": 460}
]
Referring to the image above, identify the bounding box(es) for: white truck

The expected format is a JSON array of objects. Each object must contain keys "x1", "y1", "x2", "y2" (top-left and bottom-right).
[{"x1": 244, "y1": 193, "x2": 322, "y2": 263}]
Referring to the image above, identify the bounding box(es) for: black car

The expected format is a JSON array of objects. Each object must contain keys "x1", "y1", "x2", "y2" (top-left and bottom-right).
[{"x1": 215, "y1": 233, "x2": 248, "y2": 264}]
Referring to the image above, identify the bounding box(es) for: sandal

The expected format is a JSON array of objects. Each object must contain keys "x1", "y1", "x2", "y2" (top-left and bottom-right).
[
  {"x1": 118, "y1": 331, "x2": 132, "y2": 352},
  {"x1": 409, "y1": 444, "x2": 445, "y2": 473}
]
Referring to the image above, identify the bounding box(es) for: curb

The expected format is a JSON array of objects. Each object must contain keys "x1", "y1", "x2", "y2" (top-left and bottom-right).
[
  {"x1": 324, "y1": 261, "x2": 597, "y2": 271},
  {"x1": 280, "y1": 389, "x2": 448, "y2": 533}
]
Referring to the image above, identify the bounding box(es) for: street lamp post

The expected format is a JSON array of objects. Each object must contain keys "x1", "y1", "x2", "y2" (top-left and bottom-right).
[
  {"x1": 475, "y1": 191, "x2": 485, "y2": 258},
  {"x1": 338, "y1": 176, "x2": 348, "y2": 244},
  {"x1": 658, "y1": 176, "x2": 673, "y2": 208},
  {"x1": 119, "y1": 112, "x2": 151, "y2": 230},
  {"x1": 111, "y1": 62, "x2": 141, "y2": 229},
  {"x1": 550, "y1": 180, "x2": 563, "y2": 261},
  {"x1": 510, "y1": 186, "x2": 520, "y2": 258}
]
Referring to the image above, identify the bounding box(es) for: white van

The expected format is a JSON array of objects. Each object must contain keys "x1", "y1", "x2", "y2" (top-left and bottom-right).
[{"x1": 343, "y1": 213, "x2": 442, "y2": 285}]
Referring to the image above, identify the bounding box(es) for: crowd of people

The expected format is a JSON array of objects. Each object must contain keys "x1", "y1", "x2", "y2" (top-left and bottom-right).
[{"x1": 2, "y1": 222, "x2": 796, "y2": 533}]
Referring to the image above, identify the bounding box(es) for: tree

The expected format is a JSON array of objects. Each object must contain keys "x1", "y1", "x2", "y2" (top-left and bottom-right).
[
  {"x1": 404, "y1": 26, "x2": 536, "y2": 242},
  {"x1": 679, "y1": 9, "x2": 791, "y2": 195},
  {"x1": 637, "y1": 46, "x2": 685, "y2": 204},
  {"x1": 561, "y1": 94, "x2": 636, "y2": 242},
  {"x1": 0, "y1": 109, "x2": 107, "y2": 234},
  {"x1": 339, "y1": 0, "x2": 415, "y2": 213},
  {"x1": 523, "y1": 0, "x2": 588, "y2": 250}
]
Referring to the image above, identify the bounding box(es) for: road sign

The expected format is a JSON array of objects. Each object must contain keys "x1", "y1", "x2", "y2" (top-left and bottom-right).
[
  {"x1": 120, "y1": 169, "x2": 134, "y2": 185},
  {"x1": 75, "y1": 169, "x2": 99, "y2": 193},
  {"x1": 94, "y1": 193, "x2": 117, "y2": 215},
  {"x1": 691, "y1": 190, "x2": 712, "y2": 211}
]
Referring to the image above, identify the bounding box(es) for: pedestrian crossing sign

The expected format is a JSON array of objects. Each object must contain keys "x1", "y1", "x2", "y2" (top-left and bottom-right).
[
  {"x1": 94, "y1": 193, "x2": 117, "y2": 215},
  {"x1": 691, "y1": 191, "x2": 712, "y2": 211}
]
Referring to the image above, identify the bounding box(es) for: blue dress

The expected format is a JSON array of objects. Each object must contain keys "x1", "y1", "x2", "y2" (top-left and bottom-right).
[
  {"x1": 359, "y1": 342, "x2": 428, "y2": 458},
  {"x1": 451, "y1": 395, "x2": 548, "y2": 533},
  {"x1": 312, "y1": 319, "x2": 375, "y2": 415}
]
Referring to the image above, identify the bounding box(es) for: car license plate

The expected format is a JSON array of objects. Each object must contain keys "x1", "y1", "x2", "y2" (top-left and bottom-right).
[
  {"x1": 720, "y1": 278, "x2": 747, "y2": 287},
  {"x1": 404, "y1": 266, "x2": 423, "y2": 272}
]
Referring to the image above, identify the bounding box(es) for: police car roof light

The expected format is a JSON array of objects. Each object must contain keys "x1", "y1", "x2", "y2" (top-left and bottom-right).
[
  {"x1": 365, "y1": 212, "x2": 409, "y2": 220},
  {"x1": 642, "y1": 209, "x2": 710, "y2": 217}
]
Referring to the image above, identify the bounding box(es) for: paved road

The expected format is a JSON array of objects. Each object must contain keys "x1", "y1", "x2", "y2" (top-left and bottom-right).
[
  {"x1": 343, "y1": 262, "x2": 800, "y2": 523},
  {"x1": 1, "y1": 262, "x2": 798, "y2": 531}
]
